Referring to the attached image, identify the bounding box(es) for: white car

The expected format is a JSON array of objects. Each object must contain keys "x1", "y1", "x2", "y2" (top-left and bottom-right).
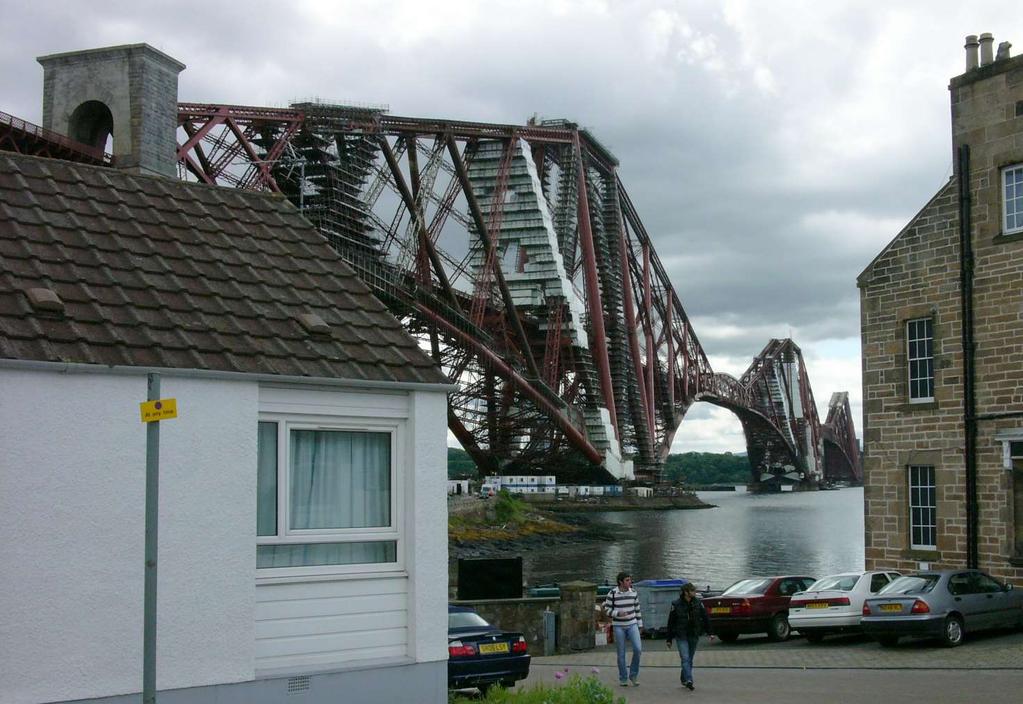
[{"x1": 790, "y1": 570, "x2": 902, "y2": 642}]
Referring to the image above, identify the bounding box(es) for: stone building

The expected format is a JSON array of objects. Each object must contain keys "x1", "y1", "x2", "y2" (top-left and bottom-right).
[{"x1": 858, "y1": 33, "x2": 1023, "y2": 581}]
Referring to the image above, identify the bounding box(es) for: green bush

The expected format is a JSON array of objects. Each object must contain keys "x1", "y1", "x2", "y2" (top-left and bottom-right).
[
  {"x1": 493, "y1": 489, "x2": 524, "y2": 524},
  {"x1": 454, "y1": 675, "x2": 624, "y2": 704}
]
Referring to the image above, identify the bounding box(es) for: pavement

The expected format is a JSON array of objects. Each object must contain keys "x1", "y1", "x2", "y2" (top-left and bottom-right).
[{"x1": 511, "y1": 630, "x2": 1023, "y2": 703}]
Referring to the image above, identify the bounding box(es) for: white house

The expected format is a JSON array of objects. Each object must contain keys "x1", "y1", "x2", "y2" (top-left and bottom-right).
[{"x1": 0, "y1": 44, "x2": 452, "y2": 704}]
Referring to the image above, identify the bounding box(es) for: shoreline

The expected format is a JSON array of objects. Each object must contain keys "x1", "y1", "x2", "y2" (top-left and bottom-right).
[
  {"x1": 526, "y1": 494, "x2": 714, "y2": 512},
  {"x1": 448, "y1": 493, "x2": 714, "y2": 560}
]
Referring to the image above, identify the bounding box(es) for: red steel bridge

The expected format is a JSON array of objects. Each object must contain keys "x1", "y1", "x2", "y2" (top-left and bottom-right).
[{"x1": 1, "y1": 104, "x2": 861, "y2": 487}]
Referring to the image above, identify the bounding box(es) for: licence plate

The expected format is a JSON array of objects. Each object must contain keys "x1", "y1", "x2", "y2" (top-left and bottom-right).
[
  {"x1": 806, "y1": 602, "x2": 829, "y2": 609},
  {"x1": 711, "y1": 607, "x2": 730, "y2": 614},
  {"x1": 478, "y1": 642, "x2": 510, "y2": 655},
  {"x1": 879, "y1": 603, "x2": 901, "y2": 613}
]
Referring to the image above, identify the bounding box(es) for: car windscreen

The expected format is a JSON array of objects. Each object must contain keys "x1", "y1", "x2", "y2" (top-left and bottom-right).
[
  {"x1": 877, "y1": 575, "x2": 939, "y2": 595},
  {"x1": 722, "y1": 578, "x2": 773, "y2": 595},
  {"x1": 808, "y1": 574, "x2": 861, "y2": 592},
  {"x1": 449, "y1": 611, "x2": 492, "y2": 629}
]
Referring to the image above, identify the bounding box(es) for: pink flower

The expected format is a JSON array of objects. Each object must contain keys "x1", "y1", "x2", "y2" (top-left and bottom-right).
[
  {"x1": 554, "y1": 671, "x2": 565, "y2": 680},
  {"x1": 591, "y1": 667, "x2": 600, "y2": 674}
]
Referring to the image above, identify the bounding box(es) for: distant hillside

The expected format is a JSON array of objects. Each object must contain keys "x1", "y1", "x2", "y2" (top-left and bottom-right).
[
  {"x1": 662, "y1": 452, "x2": 751, "y2": 486},
  {"x1": 448, "y1": 447, "x2": 476, "y2": 479},
  {"x1": 446, "y1": 447, "x2": 751, "y2": 485}
]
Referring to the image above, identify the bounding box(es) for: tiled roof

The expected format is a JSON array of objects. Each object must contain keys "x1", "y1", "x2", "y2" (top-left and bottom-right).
[{"x1": 0, "y1": 152, "x2": 447, "y2": 385}]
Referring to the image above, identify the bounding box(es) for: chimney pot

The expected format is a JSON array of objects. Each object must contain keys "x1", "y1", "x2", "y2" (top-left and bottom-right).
[
  {"x1": 965, "y1": 34, "x2": 979, "y2": 70},
  {"x1": 979, "y1": 32, "x2": 994, "y2": 66},
  {"x1": 996, "y1": 41, "x2": 1012, "y2": 62}
]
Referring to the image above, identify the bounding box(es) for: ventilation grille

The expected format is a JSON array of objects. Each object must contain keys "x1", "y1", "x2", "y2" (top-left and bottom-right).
[{"x1": 287, "y1": 675, "x2": 311, "y2": 694}]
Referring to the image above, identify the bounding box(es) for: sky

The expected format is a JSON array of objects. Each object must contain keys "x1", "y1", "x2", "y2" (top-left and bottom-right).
[{"x1": 1, "y1": 0, "x2": 1019, "y2": 454}]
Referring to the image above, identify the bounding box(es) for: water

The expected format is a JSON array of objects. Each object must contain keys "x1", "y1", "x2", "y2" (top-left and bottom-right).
[{"x1": 520, "y1": 488, "x2": 865, "y2": 591}]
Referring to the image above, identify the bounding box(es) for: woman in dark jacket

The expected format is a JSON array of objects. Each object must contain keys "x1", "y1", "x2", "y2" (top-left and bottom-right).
[{"x1": 665, "y1": 582, "x2": 711, "y2": 690}]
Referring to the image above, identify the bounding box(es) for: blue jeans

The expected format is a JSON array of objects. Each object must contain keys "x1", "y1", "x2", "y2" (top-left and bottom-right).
[
  {"x1": 613, "y1": 624, "x2": 642, "y2": 682},
  {"x1": 675, "y1": 635, "x2": 699, "y2": 684}
]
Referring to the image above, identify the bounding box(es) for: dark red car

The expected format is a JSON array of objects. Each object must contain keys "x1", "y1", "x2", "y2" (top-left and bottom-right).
[{"x1": 703, "y1": 575, "x2": 816, "y2": 642}]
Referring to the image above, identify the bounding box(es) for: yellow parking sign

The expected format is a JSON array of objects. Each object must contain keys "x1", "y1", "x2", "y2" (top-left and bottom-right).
[{"x1": 140, "y1": 398, "x2": 178, "y2": 423}]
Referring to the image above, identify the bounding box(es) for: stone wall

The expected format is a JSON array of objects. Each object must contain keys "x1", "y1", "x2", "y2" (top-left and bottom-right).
[
  {"x1": 452, "y1": 597, "x2": 559, "y2": 654},
  {"x1": 452, "y1": 581, "x2": 599, "y2": 654}
]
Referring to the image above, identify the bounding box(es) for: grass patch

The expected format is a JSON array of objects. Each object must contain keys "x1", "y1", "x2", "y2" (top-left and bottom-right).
[
  {"x1": 448, "y1": 492, "x2": 579, "y2": 544},
  {"x1": 450, "y1": 675, "x2": 625, "y2": 703}
]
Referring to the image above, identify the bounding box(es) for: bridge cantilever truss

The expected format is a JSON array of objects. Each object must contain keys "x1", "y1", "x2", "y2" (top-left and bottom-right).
[
  {"x1": 168, "y1": 102, "x2": 860, "y2": 484},
  {"x1": 0, "y1": 98, "x2": 844, "y2": 487},
  {"x1": 0, "y1": 102, "x2": 860, "y2": 485}
]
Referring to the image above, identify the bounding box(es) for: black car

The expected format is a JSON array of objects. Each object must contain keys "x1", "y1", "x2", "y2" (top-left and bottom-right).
[{"x1": 448, "y1": 605, "x2": 530, "y2": 694}]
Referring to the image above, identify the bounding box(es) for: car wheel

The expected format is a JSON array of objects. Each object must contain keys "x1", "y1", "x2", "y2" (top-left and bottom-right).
[
  {"x1": 877, "y1": 635, "x2": 899, "y2": 647},
  {"x1": 717, "y1": 632, "x2": 739, "y2": 643},
  {"x1": 803, "y1": 632, "x2": 825, "y2": 644},
  {"x1": 767, "y1": 613, "x2": 791, "y2": 642},
  {"x1": 941, "y1": 615, "x2": 964, "y2": 647}
]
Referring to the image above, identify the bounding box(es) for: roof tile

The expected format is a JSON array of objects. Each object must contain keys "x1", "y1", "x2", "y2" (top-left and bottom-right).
[{"x1": 0, "y1": 152, "x2": 446, "y2": 385}]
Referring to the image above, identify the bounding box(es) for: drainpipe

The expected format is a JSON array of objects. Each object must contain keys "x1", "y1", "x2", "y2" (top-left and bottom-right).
[{"x1": 957, "y1": 144, "x2": 979, "y2": 569}]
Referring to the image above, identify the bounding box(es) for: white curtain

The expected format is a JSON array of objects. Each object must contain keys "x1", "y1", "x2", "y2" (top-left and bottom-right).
[
  {"x1": 289, "y1": 429, "x2": 391, "y2": 529},
  {"x1": 255, "y1": 428, "x2": 394, "y2": 568},
  {"x1": 256, "y1": 422, "x2": 278, "y2": 537},
  {"x1": 257, "y1": 541, "x2": 396, "y2": 568}
]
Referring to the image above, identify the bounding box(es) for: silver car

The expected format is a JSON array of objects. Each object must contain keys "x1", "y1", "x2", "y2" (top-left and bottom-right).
[{"x1": 861, "y1": 569, "x2": 1023, "y2": 647}]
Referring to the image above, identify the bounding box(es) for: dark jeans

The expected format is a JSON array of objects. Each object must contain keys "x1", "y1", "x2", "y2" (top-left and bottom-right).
[{"x1": 675, "y1": 634, "x2": 699, "y2": 683}]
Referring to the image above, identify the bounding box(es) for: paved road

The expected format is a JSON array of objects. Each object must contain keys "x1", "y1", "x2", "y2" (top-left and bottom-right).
[
  {"x1": 524, "y1": 665, "x2": 1023, "y2": 703},
  {"x1": 514, "y1": 630, "x2": 1023, "y2": 703}
]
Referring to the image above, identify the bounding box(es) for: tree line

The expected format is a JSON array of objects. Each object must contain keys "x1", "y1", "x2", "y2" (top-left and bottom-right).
[{"x1": 447, "y1": 448, "x2": 751, "y2": 486}]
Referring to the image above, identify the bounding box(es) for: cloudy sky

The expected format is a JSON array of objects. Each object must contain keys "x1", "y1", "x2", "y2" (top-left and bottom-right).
[{"x1": 1, "y1": 1, "x2": 1018, "y2": 453}]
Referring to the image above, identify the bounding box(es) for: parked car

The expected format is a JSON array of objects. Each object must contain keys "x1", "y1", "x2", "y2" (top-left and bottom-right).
[
  {"x1": 703, "y1": 575, "x2": 816, "y2": 642},
  {"x1": 790, "y1": 570, "x2": 902, "y2": 642},
  {"x1": 448, "y1": 605, "x2": 530, "y2": 694},
  {"x1": 861, "y1": 569, "x2": 1023, "y2": 647}
]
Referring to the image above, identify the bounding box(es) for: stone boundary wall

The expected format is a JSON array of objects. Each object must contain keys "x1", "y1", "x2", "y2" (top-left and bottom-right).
[{"x1": 452, "y1": 581, "x2": 598, "y2": 654}]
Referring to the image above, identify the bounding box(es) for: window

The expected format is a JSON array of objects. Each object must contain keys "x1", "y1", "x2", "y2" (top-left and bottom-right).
[
  {"x1": 1004, "y1": 164, "x2": 1023, "y2": 235},
  {"x1": 869, "y1": 573, "x2": 889, "y2": 593},
  {"x1": 948, "y1": 573, "x2": 972, "y2": 596},
  {"x1": 972, "y1": 573, "x2": 1005, "y2": 594},
  {"x1": 909, "y1": 464, "x2": 937, "y2": 550},
  {"x1": 906, "y1": 318, "x2": 934, "y2": 402},
  {"x1": 256, "y1": 420, "x2": 399, "y2": 571},
  {"x1": 1011, "y1": 441, "x2": 1023, "y2": 557}
]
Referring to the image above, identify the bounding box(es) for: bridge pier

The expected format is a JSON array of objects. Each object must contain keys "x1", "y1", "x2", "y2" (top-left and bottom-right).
[{"x1": 746, "y1": 477, "x2": 820, "y2": 494}]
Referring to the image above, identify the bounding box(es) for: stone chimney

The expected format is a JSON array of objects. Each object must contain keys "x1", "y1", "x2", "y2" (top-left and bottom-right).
[
  {"x1": 978, "y1": 33, "x2": 994, "y2": 66},
  {"x1": 964, "y1": 35, "x2": 979, "y2": 71},
  {"x1": 37, "y1": 44, "x2": 185, "y2": 178}
]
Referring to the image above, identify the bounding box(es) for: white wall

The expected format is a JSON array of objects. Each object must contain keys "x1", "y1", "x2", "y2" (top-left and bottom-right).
[
  {"x1": 1, "y1": 370, "x2": 450, "y2": 704},
  {"x1": 408, "y1": 389, "x2": 448, "y2": 664},
  {"x1": 252, "y1": 385, "x2": 449, "y2": 672},
  {"x1": 0, "y1": 369, "x2": 257, "y2": 704}
]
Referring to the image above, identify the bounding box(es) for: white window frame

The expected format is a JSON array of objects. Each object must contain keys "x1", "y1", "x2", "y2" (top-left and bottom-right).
[
  {"x1": 906, "y1": 318, "x2": 934, "y2": 403},
  {"x1": 908, "y1": 464, "x2": 937, "y2": 550},
  {"x1": 1004, "y1": 164, "x2": 1023, "y2": 235},
  {"x1": 256, "y1": 413, "x2": 405, "y2": 579}
]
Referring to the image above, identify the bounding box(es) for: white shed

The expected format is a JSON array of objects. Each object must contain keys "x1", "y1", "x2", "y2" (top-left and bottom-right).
[{"x1": 0, "y1": 120, "x2": 452, "y2": 703}]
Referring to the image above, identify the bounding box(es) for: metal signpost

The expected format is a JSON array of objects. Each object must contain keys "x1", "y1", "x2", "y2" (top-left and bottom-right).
[{"x1": 139, "y1": 374, "x2": 177, "y2": 704}]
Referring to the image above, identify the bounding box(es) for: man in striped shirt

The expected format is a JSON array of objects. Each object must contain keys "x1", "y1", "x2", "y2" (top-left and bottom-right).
[{"x1": 603, "y1": 571, "x2": 643, "y2": 686}]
